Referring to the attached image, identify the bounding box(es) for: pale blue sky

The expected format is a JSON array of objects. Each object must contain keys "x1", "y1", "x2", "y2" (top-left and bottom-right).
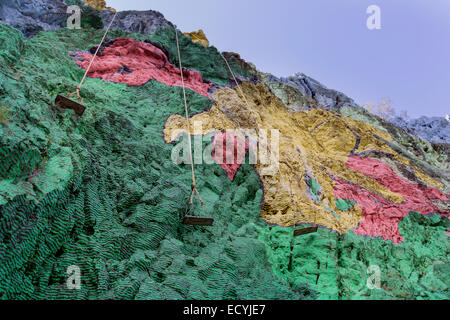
[{"x1": 106, "y1": 0, "x2": 450, "y2": 118}]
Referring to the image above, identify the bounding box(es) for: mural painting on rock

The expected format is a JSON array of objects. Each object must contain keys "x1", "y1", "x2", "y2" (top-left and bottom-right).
[{"x1": 0, "y1": 0, "x2": 448, "y2": 301}]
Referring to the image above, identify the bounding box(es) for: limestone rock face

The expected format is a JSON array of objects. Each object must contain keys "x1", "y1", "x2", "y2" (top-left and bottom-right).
[
  {"x1": 0, "y1": 2, "x2": 449, "y2": 301},
  {"x1": 223, "y1": 52, "x2": 256, "y2": 74},
  {"x1": 73, "y1": 37, "x2": 213, "y2": 97},
  {"x1": 270, "y1": 72, "x2": 360, "y2": 110},
  {"x1": 164, "y1": 82, "x2": 448, "y2": 242},
  {"x1": 392, "y1": 116, "x2": 450, "y2": 144},
  {"x1": 0, "y1": 0, "x2": 68, "y2": 37},
  {"x1": 100, "y1": 10, "x2": 173, "y2": 36},
  {"x1": 83, "y1": 0, "x2": 115, "y2": 12},
  {"x1": 0, "y1": 0, "x2": 172, "y2": 38},
  {"x1": 184, "y1": 29, "x2": 209, "y2": 47},
  {"x1": 259, "y1": 73, "x2": 318, "y2": 111}
]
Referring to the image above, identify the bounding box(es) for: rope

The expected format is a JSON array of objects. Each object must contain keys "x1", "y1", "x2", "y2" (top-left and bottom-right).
[
  {"x1": 220, "y1": 53, "x2": 319, "y2": 226},
  {"x1": 173, "y1": 27, "x2": 204, "y2": 206},
  {"x1": 68, "y1": 11, "x2": 118, "y2": 100},
  {"x1": 219, "y1": 52, "x2": 253, "y2": 113}
]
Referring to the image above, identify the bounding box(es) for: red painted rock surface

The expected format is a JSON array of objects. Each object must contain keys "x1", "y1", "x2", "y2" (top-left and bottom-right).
[
  {"x1": 333, "y1": 156, "x2": 449, "y2": 243},
  {"x1": 75, "y1": 38, "x2": 213, "y2": 97},
  {"x1": 212, "y1": 131, "x2": 249, "y2": 181}
]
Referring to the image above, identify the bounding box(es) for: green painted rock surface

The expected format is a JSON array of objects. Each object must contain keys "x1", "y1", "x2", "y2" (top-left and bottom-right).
[{"x1": 0, "y1": 20, "x2": 448, "y2": 300}]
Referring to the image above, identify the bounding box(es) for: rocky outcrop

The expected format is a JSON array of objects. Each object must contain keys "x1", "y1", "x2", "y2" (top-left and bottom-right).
[
  {"x1": 334, "y1": 155, "x2": 448, "y2": 243},
  {"x1": 392, "y1": 116, "x2": 450, "y2": 144},
  {"x1": 83, "y1": 0, "x2": 115, "y2": 12},
  {"x1": 74, "y1": 37, "x2": 213, "y2": 97},
  {"x1": 0, "y1": 0, "x2": 69, "y2": 37},
  {"x1": 0, "y1": 0, "x2": 172, "y2": 38},
  {"x1": 163, "y1": 81, "x2": 449, "y2": 241},
  {"x1": 268, "y1": 72, "x2": 360, "y2": 110},
  {"x1": 259, "y1": 72, "x2": 318, "y2": 111},
  {"x1": 184, "y1": 29, "x2": 209, "y2": 47},
  {"x1": 212, "y1": 131, "x2": 249, "y2": 181},
  {"x1": 100, "y1": 9, "x2": 173, "y2": 36},
  {"x1": 223, "y1": 52, "x2": 256, "y2": 74},
  {"x1": 0, "y1": 2, "x2": 449, "y2": 301}
]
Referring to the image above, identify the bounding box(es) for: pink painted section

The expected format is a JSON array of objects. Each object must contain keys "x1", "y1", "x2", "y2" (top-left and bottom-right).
[
  {"x1": 212, "y1": 132, "x2": 249, "y2": 181},
  {"x1": 75, "y1": 38, "x2": 213, "y2": 98},
  {"x1": 333, "y1": 156, "x2": 449, "y2": 243}
]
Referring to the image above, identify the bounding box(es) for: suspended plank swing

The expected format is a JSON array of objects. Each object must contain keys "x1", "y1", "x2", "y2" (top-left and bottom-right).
[
  {"x1": 174, "y1": 27, "x2": 214, "y2": 227},
  {"x1": 55, "y1": 11, "x2": 118, "y2": 117},
  {"x1": 183, "y1": 215, "x2": 214, "y2": 226},
  {"x1": 294, "y1": 226, "x2": 318, "y2": 237}
]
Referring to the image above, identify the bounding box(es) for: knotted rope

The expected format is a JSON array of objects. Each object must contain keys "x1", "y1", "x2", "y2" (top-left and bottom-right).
[
  {"x1": 68, "y1": 11, "x2": 118, "y2": 100},
  {"x1": 173, "y1": 27, "x2": 204, "y2": 206}
]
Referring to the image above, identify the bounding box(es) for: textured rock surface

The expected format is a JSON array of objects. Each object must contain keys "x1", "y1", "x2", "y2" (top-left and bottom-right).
[
  {"x1": 223, "y1": 52, "x2": 258, "y2": 78},
  {"x1": 259, "y1": 72, "x2": 318, "y2": 111},
  {"x1": 74, "y1": 37, "x2": 213, "y2": 97},
  {"x1": 164, "y1": 82, "x2": 448, "y2": 239},
  {"x1": 100, "y1": 9, "x2": 173, "y2": 36},
  {"x1": 263, "y1": 211, "x2": 449, "y2": 300},
  {"x1": 338, "y1": 106, "x2": 450, "y2": 182},
  {"x1": 0, "y1": 0, "x2": 68, "y2": 37},
  {"x1": 184, "y1": 29, "x2": 209, "y2": 47},
  {"x1": 149, "y1": 27, "x2": 252, "y2": 85},
  {"x1": 83, "y1": 0, "x2": 115, "y2": 12},
  {"x1": 0, "y1": 2, "x2": 448, "y2": 301},
  {"x1": 268, "y1": 72, "x2": 360, "y2": 110},
  {"x1": 0, "y1": 25, "x2": 312, "y2": 300},
  {"x1": 392, "y1": 116, "x2": 450, "y2": 144},
  {"x1": 0, "y1": 0, "x2": 171, "y2": 38},
  {"x1": 334, "y1": 156, "x2": 448, "y2": 243},
  {"x1": 212, "y1": 131, "x2": 249, "y2": 181}
]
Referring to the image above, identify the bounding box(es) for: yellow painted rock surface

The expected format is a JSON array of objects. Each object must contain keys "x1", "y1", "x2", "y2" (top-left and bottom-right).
[
  {"x1": 163, "y1": 82, "x2": 447, "y2": 234},
  {"x1": 260, "y1": 73, "x2": 445, "y2": 190},
  {"x1": 184, "y1": 29, "x2": 210, "y2": 47},
  {"x1": 84, "y1": 0, "x2": 116, "y2": 12}
]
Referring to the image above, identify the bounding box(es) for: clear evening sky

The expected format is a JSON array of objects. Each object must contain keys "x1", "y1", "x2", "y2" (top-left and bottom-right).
[{"x1": 106, "y1": 0, "x2": 450, "y2": 118}]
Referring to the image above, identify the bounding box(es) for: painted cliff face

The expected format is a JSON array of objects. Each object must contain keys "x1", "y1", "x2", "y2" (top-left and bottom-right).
[
  {"x1": 71, "y1": 33, "x2": 449, "y2": 244},
  {"x1": 1, "y1": 8, "x2": 449, "y2": 300},
  {"x1": 74, "y1": 37, "x2": 213, "y2": 98},
  {"x1": 164, "y1": 82, "x2": 449, "y2": 243},
  {"x1": 83, "y1": 0, "x2": 116, "y2": 12}
]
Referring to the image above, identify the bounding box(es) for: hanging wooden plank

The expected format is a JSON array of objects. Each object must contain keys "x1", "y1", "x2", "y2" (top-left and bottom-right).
[
  {"x1": 183, "y1": 216, "x2": 214, "y2": 226},
  {"x1": 294, "y1": 226, "x2": 318, "y2": 237},
  {"x1": 55, "y1": 94, "x2": 86, "y2": 116}
]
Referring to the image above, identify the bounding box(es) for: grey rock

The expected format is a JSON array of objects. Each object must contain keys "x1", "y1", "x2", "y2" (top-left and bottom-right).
[
  {"x1": 0, "y1": 0, "x2": 68, "y2": 37},
  {"x1": 392, "y1": 116, "x2": 450, "y2": 144},
  {"x1": 100, "y1": 10, "x2": 173, "y2": 36},
  {"x1": 269, "y1": 72, "x2": 360, "y2": 110},
  {"x1": 0, "y1": 0, "x2": 173, "y2": 38}
]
